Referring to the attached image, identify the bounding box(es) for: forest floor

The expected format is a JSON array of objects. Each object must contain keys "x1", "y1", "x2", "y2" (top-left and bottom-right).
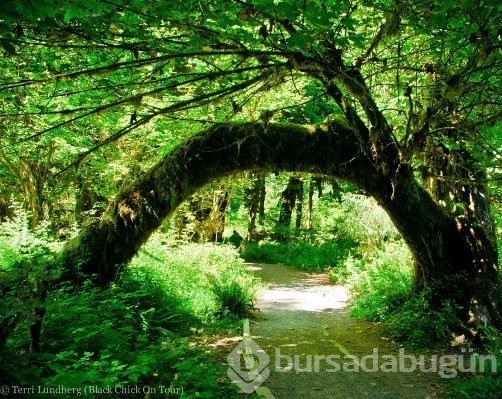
[{"x1": 244, "y1": 263, "x2": 448, "y2": 399}]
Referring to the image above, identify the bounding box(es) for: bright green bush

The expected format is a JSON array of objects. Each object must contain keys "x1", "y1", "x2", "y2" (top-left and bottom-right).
[
  {"x1": 208, "y1": 273, "x2": 257, "y2": 317},
  {"x1": 40, "y1": 282, "x2": 167, "y2": 388},
  {"x1": 1, "y1": 221, "x2": 258, "y2": 397},
  {"x1": 124, "y1": 237, "x2": 260, "y2": 321},
  {"x1": 345, "y1": 240, "x2": 413, "y2": 321},
  {"x1": 0, "y1": 210, "x2": 62, "y2": 384},
  {"x1": 345, "y1": 240, "x2": 460, "y2": 348}
]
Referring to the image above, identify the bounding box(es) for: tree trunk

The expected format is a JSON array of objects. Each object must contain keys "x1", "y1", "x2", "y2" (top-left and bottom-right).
[
  {"x1": 276, "y1": 176, "x2": 301, "y2": 235},
  {"x1": 418, "y1": 140, "x2": 499, "y2": 325},
  {"x1": 57, "y1": 121, "x2": 500, "y2": 327},
  {"x1": 306, "y1": 179, "x2": 315, "y2": 230},
  {"x1": 295, "y1": 178, "x2": 304, "y2": 230},
  {"x1": 363, "y1": 164, "x2": 499, "y2": 326},
  {"x1": 258, "y1": 174, "x2": 266, "y2": 225},
  {"x1": 210, "y1": 188, "x2": 229, "y2": 243},
  {"x1": 245, "y1": 175, "x2": 265, "y2": 241},
  {"x1": 315, "y1": 176, "x2": 323, "y2": 198},
  {"x1": 74, "y1": 174, "x2": 107, "y2": 223},
  {"x1": 185, "y1": 188, "x2": 229, "y2": 243},
  {"x1": 331, "y1": 179, "x2": 343, "y2": 203}
]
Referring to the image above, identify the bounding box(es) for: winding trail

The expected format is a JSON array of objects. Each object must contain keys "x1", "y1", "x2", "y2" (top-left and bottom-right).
[{"x1": 248, "y1": 263, "x2": 446, "y2": 399}]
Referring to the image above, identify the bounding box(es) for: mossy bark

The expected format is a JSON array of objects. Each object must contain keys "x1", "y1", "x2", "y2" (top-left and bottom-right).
[
  {"x1": 59, "y1": 122, "x2": 362, "y2": 283},
  {"x1": 58, "y1": 121, "x2": 500, "y2": 326},
  {"x1": 276, "y1": 176, "x2": 303, "y2": 236}
]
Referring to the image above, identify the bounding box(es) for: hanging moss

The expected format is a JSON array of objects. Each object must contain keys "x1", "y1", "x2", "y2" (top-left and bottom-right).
[
  {"x1": 55, "y1": 121, "x2": 501, "y2": 331},
  {"x1": 58, "y1": 121, "x2": 359, "y2": 283}
]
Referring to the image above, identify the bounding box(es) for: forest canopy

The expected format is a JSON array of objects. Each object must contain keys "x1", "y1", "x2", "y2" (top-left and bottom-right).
[
  {"x1": 1, "y1": 1, "x2": 502, "y2": 396},
  {"x1": 0, "y1": 0, "x2": 501, "y2": 321}
]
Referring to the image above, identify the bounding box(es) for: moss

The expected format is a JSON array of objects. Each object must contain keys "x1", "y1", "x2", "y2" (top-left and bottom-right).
[
  {"x1": 321, "y1": 113, "x2": 352, "y2": 131},
  {"x1": 57, "y1": 121, "x2": 364, "y2": 285}
]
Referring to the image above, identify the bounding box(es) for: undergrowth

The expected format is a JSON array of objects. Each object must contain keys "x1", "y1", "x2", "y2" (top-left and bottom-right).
[
  {"x1": 124, "y1": 238, "x2": 260, "y2": 321},
  {"x1": 446, "y1": 326, "x2": 502, "y2": 399},
  {"x1": 1, "y1": 218, "x2": 259, "y2": 398},
  {"x1": 343, "y1": 240, "x2": 460, "y2": 348},
  {"x1": 240, "y1": 235, "x2": 356, "y2": 270}
]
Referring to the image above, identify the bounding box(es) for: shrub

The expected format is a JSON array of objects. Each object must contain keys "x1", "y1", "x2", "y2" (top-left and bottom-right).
[
  {"x1": 123, "y1": 237, "x2": 260, "y2": 321},
  {"x1": 345, "y1": 240, "x2": 460, "y2": 348},
  {"x1": 383, "y1": 291, "x2": 459, "y2": 348},
  {"x1": 208, "y1": 273, "x2": 257, "y2": 317},
  {"x1": 241, "y1": 236, "x2": 356, "y2": 270},
  {"x1": 346, "y1": 240, "x2": 413, "y2": 321},
  {"x1": 1, "y1": 223, "x2": 259, "y2": 396}
]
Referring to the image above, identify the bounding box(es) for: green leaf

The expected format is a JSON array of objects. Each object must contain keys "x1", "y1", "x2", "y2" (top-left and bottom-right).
[
  {"x1": 286, "y1": 32, "x2": 312, "y2": 52},
  {"x1": 305, "y1": 10, "x2": 332, "y2": 28},
  {"x1": 64, "y1": 7, "x2": 85, "y2": 22}
]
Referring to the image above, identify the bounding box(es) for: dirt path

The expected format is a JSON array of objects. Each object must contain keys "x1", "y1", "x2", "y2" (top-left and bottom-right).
[{"x1": 247, "y1": 263, "x2": 447, "y2": 399}]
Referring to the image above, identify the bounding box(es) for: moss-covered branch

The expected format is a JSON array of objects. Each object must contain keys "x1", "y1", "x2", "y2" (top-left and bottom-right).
[
  {"x1": 58, "y1": 121, "x2": 366, "y2": 283},
  {"x1": 57, "y1": 119, "x2": 500, "y2": 328}
]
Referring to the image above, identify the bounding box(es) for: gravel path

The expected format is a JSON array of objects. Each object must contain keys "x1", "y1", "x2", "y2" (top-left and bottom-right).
[{"x1": 247, "y1": 263, "x2": 447, "y2": 399}]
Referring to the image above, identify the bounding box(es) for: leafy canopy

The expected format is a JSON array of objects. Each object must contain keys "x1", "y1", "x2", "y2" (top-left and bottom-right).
[{"x1": 0, "y1": 0, "x2": 501, "y2": 191}]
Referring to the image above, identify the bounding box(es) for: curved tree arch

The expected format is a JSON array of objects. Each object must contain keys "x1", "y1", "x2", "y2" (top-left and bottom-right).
[{"x1": 59, "y1": 121, "x2": 499, "y2": 327}]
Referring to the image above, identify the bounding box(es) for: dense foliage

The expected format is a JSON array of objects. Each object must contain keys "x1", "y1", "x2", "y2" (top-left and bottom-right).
[
  {"x1": 0, "y1": 0, "x2": 500, "y2": 227},
  {"x1": 0, "y1": 213, "x2": 258, "y2": 397},
  {"x1": 1, "y1": 0, "x2": 502, "y2": 397}
]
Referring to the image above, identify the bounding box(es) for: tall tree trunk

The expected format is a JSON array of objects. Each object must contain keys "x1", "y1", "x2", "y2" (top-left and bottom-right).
[
  {"x1": 331, "y1": 179, "x2": 342, "y2": 203},
  {"x1": 277, "y1": 177, "x2": 298, "y2": 231},
  {"x1": 245, "y1": 174, "x2": 265, "y2": 241},
  {"x1": 74, "y1": 174, "x2": 107, "y2": 223},
  {"x1": 418, "y1": 139, "x2": 499, "y2": 325},
  {"x1": 295, "y1": 178, "x2": 304, "y2": 230},
  {"x1": 315, "y1": 176, "x2": 323, "y2": 198},
  {"x1": 258, "y1": 174, "x2": 266, "y2": 225},
  {"x1": 186, "y1": 188, "x2": 229, "y2": 243},
  {"x1": 57, "y1": 121, "x2": 500, "y2": 327},
  {"x1": 364, "y1": 164, "x2": 499, "y2": 326},
  {"x1": 306, "y1": 179, "x2": 315, "y2": 230},
  {"x1": 210, "y1": 188, "x2": 229, "y2": 243}
]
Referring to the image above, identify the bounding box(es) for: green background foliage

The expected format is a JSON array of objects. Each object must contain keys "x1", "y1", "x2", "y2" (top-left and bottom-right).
[{"x1": 1, "y1": 0, "x2": 501, "y2": 397}]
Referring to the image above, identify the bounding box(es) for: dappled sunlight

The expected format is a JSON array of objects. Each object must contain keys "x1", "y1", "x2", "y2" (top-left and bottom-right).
[
  {"x1": 248, "y1": 264, "x2": 348, "y2": 312},
  {"x1": 249, "y1": 263, "x2": 444, "y2": 399}
]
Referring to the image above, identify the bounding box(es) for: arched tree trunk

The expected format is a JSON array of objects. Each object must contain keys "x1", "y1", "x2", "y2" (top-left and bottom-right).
[{"x1": 58, "y1": 121, "x2": 500, "y2": 327}]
